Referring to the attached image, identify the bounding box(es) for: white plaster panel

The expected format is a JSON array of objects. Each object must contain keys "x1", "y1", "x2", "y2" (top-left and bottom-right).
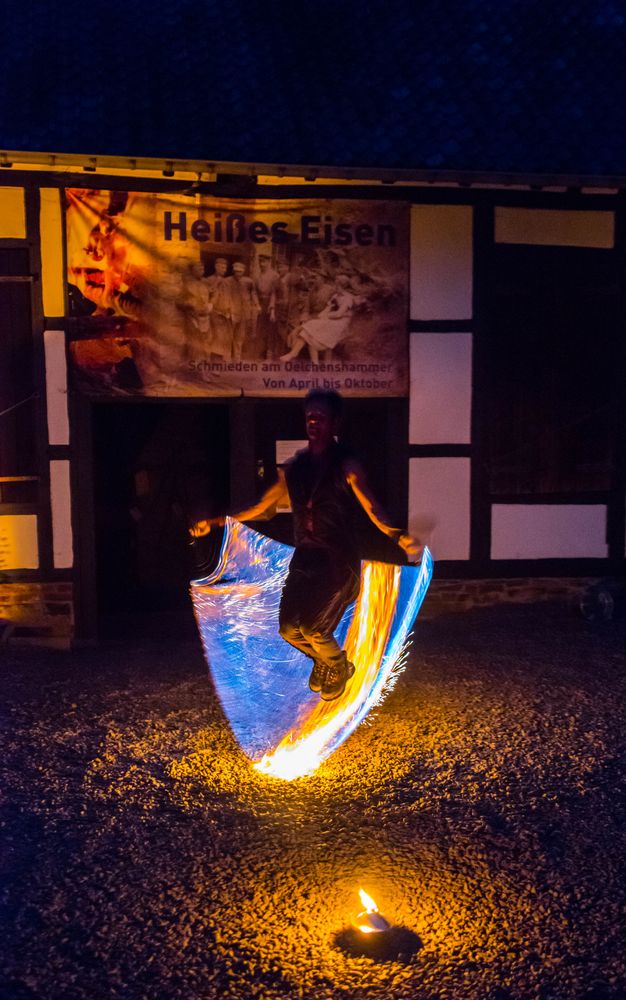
[
  {"x1": 409, "y1": 457, "x2": 471, "y2": 561},
  {"x1": 0, "y1": 514, "x2": 39, "y2": 569},
  {"x1": 44, "y1": 330, "x2": 70, "y2": 445},
  {"x1": 40, "y1": 188, "x2": 65, "y2": 317},
  {"x1": 410, "y1": 205, "x2": 473, "y2": 320},
  {"x1": 0, "y1": 187, "x2": 26, "y2": 238},
  {"x1": 409, "y1": 332, "x2": 472, "y2": 444},
  {"x1": 50, "y1": 460, "x2": 73, "y2": 568},
  {"x1": 495, "y1": 208, "x2": 614, "y2": 248},
  {"x1": 491, "y1": 504, "x2": 608, "y2": 559}
]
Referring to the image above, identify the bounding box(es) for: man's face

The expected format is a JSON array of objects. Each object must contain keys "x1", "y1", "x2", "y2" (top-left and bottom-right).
[
  {"x1": 259, "y1": 257, "x2": 269, "y2": 271},
  {"x1": 215, "y1": 259, "x2": 227, "y2": 276},
  {"x1": 305, "y1": 402, "x2": 337, "y2": 448},
  {"x1": 233, "y1": 262, "x2": 245, "y2": 277}
]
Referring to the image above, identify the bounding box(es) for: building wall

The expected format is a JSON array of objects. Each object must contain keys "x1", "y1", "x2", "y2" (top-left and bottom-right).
[
  {"x1": 407, "y1": 200, "x2": 623, "y2": 571},
  {"x1": 0, "y1": 173, "x2": 624, "y2": 642}
]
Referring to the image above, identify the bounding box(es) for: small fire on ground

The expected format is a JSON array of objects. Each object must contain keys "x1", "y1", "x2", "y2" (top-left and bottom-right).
[{"x1": 352, "y1": 888, "x2": 391, "y2": 934}]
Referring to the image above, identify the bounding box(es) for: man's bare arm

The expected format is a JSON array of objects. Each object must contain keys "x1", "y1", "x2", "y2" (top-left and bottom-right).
[
  {"x1": 190, "y1": 469, "x2": 288, "y2": 537},
  {"x1": 344, "y1": 458, "x2": 423, "y2": 560}
]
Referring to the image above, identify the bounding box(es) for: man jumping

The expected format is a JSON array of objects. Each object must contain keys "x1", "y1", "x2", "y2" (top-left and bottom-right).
[{"x1": 191, "y1": 390, "x2": 422, "y2": 702}]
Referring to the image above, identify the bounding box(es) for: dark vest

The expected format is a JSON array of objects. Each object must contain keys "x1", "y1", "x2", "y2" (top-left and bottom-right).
[{"x1": 284, "y1": 442, "x2": 359, "y2": 563}]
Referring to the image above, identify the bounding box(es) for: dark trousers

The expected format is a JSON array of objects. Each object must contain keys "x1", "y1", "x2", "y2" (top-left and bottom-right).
[{"x1": 278, "y1": 547, "x2": 360, "y2": 669}]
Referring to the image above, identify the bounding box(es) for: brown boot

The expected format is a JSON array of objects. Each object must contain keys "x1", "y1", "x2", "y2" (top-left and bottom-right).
[
  {"x1": 321, "y1": 653, "x2": 355, "y2": 701},
  {"x1": 308, "y1": 660, "x2": 325, "y2": 693}
]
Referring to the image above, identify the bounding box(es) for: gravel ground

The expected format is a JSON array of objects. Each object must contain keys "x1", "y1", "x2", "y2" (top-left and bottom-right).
[{"x1": 1, "y1": 601, "x2": 625, "y2": 1000}]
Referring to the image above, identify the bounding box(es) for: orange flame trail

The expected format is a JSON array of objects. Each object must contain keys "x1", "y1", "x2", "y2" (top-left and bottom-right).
[
  {"x1": 255, "y1": 560, "x2": 401, "y2": 779},
  {"x1": 191, "y1": 520, "x2": 433, "y2": 781}
]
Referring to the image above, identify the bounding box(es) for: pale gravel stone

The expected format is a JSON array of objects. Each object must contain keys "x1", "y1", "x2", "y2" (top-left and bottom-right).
[{"x1": 0, "y1": 601, "x2": 625, "y2": 999}]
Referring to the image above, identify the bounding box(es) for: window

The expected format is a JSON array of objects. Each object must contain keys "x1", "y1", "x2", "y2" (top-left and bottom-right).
[
  {"x1": 0, "y1": 249, "x2": 36, "y2": 489},
  {"x1": 485, "y1": 245, "x2": 620, "y2": 495}
]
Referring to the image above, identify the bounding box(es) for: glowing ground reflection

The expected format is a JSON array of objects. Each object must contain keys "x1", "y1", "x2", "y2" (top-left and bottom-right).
[{"x1": 191, "y1": 518, "x2": 433, "y2": 779}]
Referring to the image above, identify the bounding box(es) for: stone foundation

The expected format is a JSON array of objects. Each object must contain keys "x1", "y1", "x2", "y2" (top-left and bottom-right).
[
  {"x1": 0, "y1": 577, "x2": 605, "y2": 645},
  {"x1": 421, "y1": 577, "x2": 598, "y2": 618},
  {"x1": 0, "y1": 581, "x2": 74, "y2": 648}
]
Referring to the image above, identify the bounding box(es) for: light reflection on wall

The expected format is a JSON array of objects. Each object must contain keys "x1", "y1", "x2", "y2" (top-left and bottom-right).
[{"x1": 191, "y1": 518, "x2": 433, "y2": 780}]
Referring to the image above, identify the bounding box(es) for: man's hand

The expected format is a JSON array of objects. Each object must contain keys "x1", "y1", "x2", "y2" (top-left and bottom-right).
[
  {"x1": 398, "y1": 533, "x2": 424, "y2": 562},
  {"x1": 189, "y1": 516, "x2": 225, "y2": 538}
]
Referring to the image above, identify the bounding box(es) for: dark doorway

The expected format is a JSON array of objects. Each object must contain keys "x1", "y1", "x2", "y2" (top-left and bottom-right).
[{"x1": 93, "y1": 402, "x2": 230, "y2": 637}]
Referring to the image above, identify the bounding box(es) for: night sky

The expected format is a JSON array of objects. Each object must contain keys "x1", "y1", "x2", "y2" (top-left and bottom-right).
[{"x1": 1, "y1": 0, "x2": 626, "y2": 175}]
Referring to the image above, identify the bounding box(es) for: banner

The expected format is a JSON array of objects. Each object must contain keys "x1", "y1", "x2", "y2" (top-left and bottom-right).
[{"x1": 65, "y1": 190, "x2": 409, "y2": 397}]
